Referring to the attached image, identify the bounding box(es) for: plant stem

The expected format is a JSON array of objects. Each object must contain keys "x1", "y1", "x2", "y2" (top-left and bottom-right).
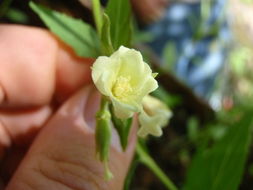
[
  {"x1": 124, "y1": 155, "x2": 139, "y2": 190},
  {"x1": 91, "y1": 0, "x2": 103, "y2": 35},
  {"x1": 100, "y1": 96, "x2": 109, "y2": 111},
  {"x1": 136, "y1": 142, "x2": 178, "y2": 190}
]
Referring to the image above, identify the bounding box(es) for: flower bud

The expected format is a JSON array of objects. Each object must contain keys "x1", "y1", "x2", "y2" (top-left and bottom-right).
[
  {"x1": 138, "y1": 95, "x2": 172, "y2": 138},
  {"x1": 95, "y1": 98, "x2": 113, "y2": 180}
]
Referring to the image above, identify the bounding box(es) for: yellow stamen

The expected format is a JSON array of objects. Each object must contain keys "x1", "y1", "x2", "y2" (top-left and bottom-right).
[{"x1": 112, "y1": 76, "x2": 132, "y2": 100}]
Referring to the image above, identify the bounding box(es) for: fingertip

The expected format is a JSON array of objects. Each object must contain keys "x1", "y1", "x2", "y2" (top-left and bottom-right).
[
  {"x1": 0, "y1": 24, "x2": 94, "y2": 107},
  {"x1": 55, "y1": 38, "x2": 94, "y2": 102},
  {"x1": 0, "y1": 25, "x2": 58, "y2": 107}
]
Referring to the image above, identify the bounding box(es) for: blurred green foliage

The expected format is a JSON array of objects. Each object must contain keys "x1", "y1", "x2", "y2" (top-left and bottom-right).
[
  {"x1": 162, "y1": 42, "x2": 177, "y2": 72},
  {"x1": 184, "y1": 108, "x2": 253, "y2": 190},
  {"x1": 5, "y1": 8, "x2": 28, "y2": 23},
  {"x1": 0, "y1": 0, "x2": 12, "y2": 17}
]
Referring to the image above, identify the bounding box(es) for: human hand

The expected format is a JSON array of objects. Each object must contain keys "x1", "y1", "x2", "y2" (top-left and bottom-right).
[
  {"x1": 131, "y1": 0, "x2": 169, "y2": 24},
  {"x1": 0, "y1": 25, "x2": 137, "y2": 190}
]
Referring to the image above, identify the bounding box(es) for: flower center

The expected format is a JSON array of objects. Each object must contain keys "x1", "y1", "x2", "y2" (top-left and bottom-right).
[{"x1": 112, "y1": 76, "x2": 133, "y2": 100}]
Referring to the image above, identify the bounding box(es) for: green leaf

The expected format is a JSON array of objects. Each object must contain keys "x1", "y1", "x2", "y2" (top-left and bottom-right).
[
  {"x1": 105, "y1": 0, "x2": 132, "y2": 49},
  {"x1": 124, "y1": 155, "x2": 139, "y2": 190},
  {"x1": 30, "y1": 1, "x2": 100, "y2": 58},
  {"x1": 100, "y1": 13, "x2": 114, "y2": 56},
  {"x1": 184, "y1": 111, "x2": 253, "y2": 190},
  {"x1": 110, "y1": 105, "x2": 132, "y2": 151}
]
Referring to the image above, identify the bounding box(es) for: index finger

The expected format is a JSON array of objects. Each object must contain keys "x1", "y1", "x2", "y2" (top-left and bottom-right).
[{"x1": 0, "y1": 24, "x2": 93, "y2": 108}]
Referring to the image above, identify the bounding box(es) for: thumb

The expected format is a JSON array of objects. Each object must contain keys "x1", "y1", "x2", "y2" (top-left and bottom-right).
[{"x1": 6, "y1": 86, "x2": 137, "y2": 190}]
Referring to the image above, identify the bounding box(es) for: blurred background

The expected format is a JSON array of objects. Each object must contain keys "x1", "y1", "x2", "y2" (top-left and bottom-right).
[{"x1": 1, "y1": 0, "x2": 253, "y2": 189}]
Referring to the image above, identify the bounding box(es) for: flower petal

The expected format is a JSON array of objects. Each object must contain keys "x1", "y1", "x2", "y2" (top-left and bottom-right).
[
  {"x1": 91, "y1": 46, "x2": 159, "y2": 120},
  {"x1": 138, "y1": 95, "x2": 172, "y2": 138},
  {"x1": 92, "y1": 56, "x2": 120, "y2": 96},
  {"x1": 135, "y1": 77, "x2": 158, "y2": 102},
  {"x1": 137, "y1": 111, "x2": 163, "y2": 138},
  {"x1": 111, "y1": 97, "x2": 140, "y2": 119}
]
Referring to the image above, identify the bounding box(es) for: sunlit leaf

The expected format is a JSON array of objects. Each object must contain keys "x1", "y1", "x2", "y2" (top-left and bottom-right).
[{"x1": 30, "y1": 2, "x2": 100, "y2": 58}]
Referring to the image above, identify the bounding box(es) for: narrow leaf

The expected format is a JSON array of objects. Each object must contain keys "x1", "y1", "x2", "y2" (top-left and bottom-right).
[
  {"x1": 105, "y1": 0, "x2": 132, "y2": 49},
  {"x1": 101, "y1": 13, "x2": 114, "y2": 55},
  {"x1": 184, "y1": 111, "x2": 253, "y2": 190},
  {"x1": 30, "y1": 1, "x2": 100, "y2": 58}
]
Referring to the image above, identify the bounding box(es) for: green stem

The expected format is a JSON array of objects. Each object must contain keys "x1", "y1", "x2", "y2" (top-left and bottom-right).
[
  {"x1": 136, "y1": 142, "x2": 178, "y2": 190},
  {"x1": 100, "y1": 96, "x2": 109, "y2": 111},
  {"x1": 91, "y1": 0, "x2": 103, "y2": 35},
  {"x1": 124, "y1": 155, "x2": 139, "y2": 190}
]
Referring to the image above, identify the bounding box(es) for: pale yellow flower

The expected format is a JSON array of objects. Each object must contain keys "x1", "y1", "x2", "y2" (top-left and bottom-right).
[
  {"x1": 92, "y1": 46, "x2": 158, "y2": 119},
  {"x1": 138, "y1": 95, "x2": 172, "y2": 138}
]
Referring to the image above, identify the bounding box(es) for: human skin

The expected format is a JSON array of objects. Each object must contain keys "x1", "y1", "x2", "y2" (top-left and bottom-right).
[
  {"x1": 0, "y1": 25, "x2": 137, "y2": 190},
  {"x1": 131, "y1": 0, "x2": 169, "y2": 23}
]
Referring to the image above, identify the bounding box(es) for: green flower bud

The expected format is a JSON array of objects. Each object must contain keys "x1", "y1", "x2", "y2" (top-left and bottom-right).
[{"x1": 95, "y1": 97, "x2": 113, "y2": 180}]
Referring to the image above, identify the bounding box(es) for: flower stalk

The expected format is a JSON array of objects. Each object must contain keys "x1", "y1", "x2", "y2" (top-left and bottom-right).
[{"x1": 136, "y1": 142, "x2": 178, "y2": 190}]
